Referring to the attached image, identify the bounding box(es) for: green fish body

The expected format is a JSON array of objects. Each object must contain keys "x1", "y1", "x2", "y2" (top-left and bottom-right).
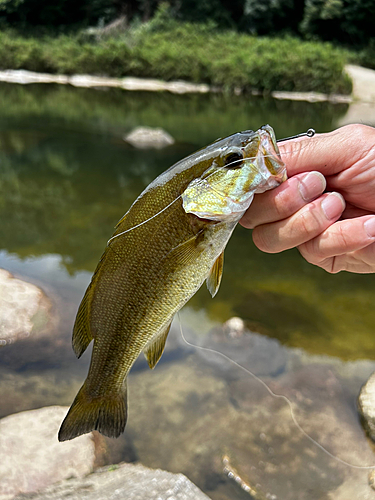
[{"x1": 58, "y1": 125, "x2": 286, "y2": 441}]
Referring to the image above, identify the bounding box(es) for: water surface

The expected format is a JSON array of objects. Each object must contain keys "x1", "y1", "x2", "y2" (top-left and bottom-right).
[{"x1": 1, "y1": 83, "x2": 374, "y2": 499}]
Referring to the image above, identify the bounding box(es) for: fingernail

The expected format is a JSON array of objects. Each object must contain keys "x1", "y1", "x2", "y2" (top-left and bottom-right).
[
  {"x1": 321, "y1": 193, "x2": 345, "y2": 220},
  {"x1": 298, "y1": 172, "x2": 326, "y2": 202},
  {"x1": 364, "y1": 218, "x2": 375, "y2": 238}
]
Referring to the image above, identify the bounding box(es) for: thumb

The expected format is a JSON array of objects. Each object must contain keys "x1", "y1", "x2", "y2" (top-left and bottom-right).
[{"x1": 278, "y1": 124, "x2": 374, "y2": 178}]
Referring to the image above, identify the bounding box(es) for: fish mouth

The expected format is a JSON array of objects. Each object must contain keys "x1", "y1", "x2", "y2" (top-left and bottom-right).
[{"x1": 242, "y1": 127, "x2": 287, "y2": 193}]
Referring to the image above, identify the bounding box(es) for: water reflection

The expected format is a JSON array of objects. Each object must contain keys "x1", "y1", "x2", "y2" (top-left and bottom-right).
[{"x1": 1, "y1": 83, "x2": 374, "y2": 500}]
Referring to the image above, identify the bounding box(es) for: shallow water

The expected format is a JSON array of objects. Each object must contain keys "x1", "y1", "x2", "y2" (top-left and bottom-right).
[{"x1": 1, "y1": 83, "x2": 375, "y2": 499}]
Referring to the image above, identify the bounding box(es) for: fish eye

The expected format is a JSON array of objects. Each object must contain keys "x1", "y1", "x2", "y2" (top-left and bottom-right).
[{"x1": 224, "y1": 152, "x2": 243, "y2": 169}]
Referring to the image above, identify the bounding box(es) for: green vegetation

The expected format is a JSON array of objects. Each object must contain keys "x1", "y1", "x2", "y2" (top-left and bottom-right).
[
  {"x1": 0, "y1": 0, "x2": 373, "y2": 83},
  {"x1": 0, "y1": 21, "x2": 352, "y2": 94},
  {"x1": 2, "y1": 0, "x2": 374, "y2": 92},
  {"x1": 1, "y1": 0, "x2": 374, "y2": 49}
]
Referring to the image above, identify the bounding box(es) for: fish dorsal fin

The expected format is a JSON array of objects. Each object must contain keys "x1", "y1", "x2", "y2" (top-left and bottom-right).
[
  {"x1": 115, "y1": 212, "x2": 128, "y2": 229},
  {"x1": 72, "y1": 284, "x2": 95, "y2": 358},
  {"x1": 144, "y1": 320, "x2": 172, "y2": 369},
  {"x1": 206, "y1": 251, "x2": 224, "y2": 298}
]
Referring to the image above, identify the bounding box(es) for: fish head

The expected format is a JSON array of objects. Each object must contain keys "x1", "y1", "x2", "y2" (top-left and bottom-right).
[{"x1": 182, "y1": 125, "x2": 287, "y2": 222}]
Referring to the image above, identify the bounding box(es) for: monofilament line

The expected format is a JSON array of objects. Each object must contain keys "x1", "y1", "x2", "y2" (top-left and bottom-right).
[
  {"x1": 107, "y1": 197, "x2": 181, "y2": 245},
  {"x1": 177, "y1": 314, "x2": 375, "y2": 470},
  {"x1": 107, "y1": 135, "x2": 321, "y2": 246}
]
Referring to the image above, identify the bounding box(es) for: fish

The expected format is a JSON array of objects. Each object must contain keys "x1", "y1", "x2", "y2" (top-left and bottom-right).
[{"x1": 58, "y1": 124, "x2": 286, "y2": 441}]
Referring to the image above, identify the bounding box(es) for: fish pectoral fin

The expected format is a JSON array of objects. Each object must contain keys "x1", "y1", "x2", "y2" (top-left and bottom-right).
[
  {"x1": 206, "y1": 251, "x2": 224, "y2": 298},
  {"x1": 72, "y1": 285, "x2": 94, "y2": 358},
  {"x1": 166, "y1": 230, "x2": 205, "y2": 267},
  {"x1": 144, "y1": 320, "x2": 172, "y2": 370}
]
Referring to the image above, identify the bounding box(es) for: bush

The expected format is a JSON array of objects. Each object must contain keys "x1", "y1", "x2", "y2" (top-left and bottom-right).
[
  {"x1": 357, "y1": 39, "x2": 375, "y2": 71},
  {"x1": 0, "y1": 23, "x2": 352, "y2": 94}
]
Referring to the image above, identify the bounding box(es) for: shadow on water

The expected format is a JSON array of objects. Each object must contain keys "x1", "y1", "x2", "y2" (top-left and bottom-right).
[{"x1": 1, "y1": 83, "x2": 375, "y2": 499}]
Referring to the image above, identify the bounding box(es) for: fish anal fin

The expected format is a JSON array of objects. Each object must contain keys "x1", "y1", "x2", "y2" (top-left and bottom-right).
[
  {"x1": 206, "y1": 251, "x2": 224, "y2": 298},
  {"x1": 144, "y1": 320, "x2": 172, "y2": 369},
  {"x1": 72, "y1": 285, "x2": 95, "y2": 358},
  {"x1": 58, "y1": 381, "x2": 128, "y2": 441}
]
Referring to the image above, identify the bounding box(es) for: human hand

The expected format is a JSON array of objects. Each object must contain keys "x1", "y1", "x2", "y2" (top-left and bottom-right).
[{"x1": 240, "y1": 124, "x2": 375, "y2": 273}]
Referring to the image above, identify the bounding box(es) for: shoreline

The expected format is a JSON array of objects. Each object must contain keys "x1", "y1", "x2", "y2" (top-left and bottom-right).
[{"x1": 0, "y1": 69, "x2": 353, "y2": 103}]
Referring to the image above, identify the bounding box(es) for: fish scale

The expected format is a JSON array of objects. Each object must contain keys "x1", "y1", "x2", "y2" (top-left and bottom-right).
[{"x1": 58, "y1": 125, "x2": 286, "y2": 441}]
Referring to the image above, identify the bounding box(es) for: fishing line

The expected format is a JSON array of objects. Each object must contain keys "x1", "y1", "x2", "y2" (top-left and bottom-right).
[
  {"x1": 177, "y1": 314, "x2": 375, "y2": 470},
  {"x1": 107, "y1": 131, "x2": 324, "y2": 246},
  {"x1": 107, "y1": 197, "x2": 180, "y2": 245}
]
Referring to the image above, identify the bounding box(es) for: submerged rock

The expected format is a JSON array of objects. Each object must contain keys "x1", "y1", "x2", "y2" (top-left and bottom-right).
[
  {"x1": 222, "y1": 316, "x2": 246, "y2": 338},
  {"x1": 0, "y1": 269, "x2": 51, "y2": 345},
  {"x1": 121, "y1": 324, "x2": 375, "y2": 500},
  {"x1": 358, "y1": 371, "x2": 375, "y2": 441},
  {"x1": 13, "y1": 462, "x2": 211, "y2": 500},
  {"x1": 198, "y1": 318, "x2": 287, "y2": 377},
  {"x1": 124, "y1": 126, "x2": 175, "y2": 149},
  {"x1": 0, "y1": 406, "x2": 106, "y2": 500}
]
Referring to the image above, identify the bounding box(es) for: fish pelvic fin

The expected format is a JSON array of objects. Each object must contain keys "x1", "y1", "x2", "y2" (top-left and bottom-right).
[
  {"x1": 72, "y1": 285, "x2": 95, "y2": 358},
  {"x1": 58, "y1": 381, "x2": 128, "y2": 441},
  {"x1": 206, "y1": 251, "x2": 224, "y2": 298},
  {"x1": 144, "y1": 320, "x2": 172, "y2": 369}
]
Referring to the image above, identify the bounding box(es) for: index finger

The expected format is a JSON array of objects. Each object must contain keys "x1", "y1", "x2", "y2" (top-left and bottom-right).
[{"x1": 279, "y1": 124, "x2": 375, "y2": 177}]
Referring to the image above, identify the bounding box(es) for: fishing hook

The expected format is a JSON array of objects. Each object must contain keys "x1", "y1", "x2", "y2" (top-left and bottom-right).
[{"x1": 277, "y1": 128, "x2": 315, "y2": 143}]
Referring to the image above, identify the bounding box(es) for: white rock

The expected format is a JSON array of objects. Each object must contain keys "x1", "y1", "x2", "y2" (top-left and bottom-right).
[
  {"x1": 124, "y1": 126, "x2": 175, "y2": 149},
  {"x1": 0, "y1": 406, "x2": 105, "y2": 500},
  {"x1": 345, "y1": 64, "x2": 375, "y2": 103},
  {"x1": 223, "y1": 316, "x2": 246, "y2": 338},
  {"x1": 0, "y1": 71, "x2": 211, "y2": 94},
  {"x1": 358, "y1": 371, "x2": 375, "y2": 441},
  {"x1": 0, "y1": 269, "x2": 50, "y2": 344},
  {"x1": 14, "y1": 462, "x2": 211, "y2": 500}
]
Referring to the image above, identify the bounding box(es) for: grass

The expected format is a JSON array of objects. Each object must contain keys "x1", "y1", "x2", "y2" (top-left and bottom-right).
[{"x1": 0, "y1": 20, "x2": 353, "y2": 94}]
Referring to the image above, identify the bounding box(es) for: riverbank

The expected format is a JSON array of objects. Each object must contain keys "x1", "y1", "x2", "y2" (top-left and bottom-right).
[
  {"x1": 0, "y1": 68, "x2": 353, "y2": 104},
  {"x1": 0, "y1": 25, "x2": 352, "y2": 95}
]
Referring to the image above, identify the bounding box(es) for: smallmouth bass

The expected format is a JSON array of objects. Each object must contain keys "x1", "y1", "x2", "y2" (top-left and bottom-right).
[{"x1": 58, "y1": 125, "x2": 286, "y2": 441}]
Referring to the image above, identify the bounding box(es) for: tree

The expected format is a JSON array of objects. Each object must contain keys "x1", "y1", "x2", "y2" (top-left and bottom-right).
[
  {"x1": 301, "y1": 0, "x2": 375, "y2": 46},
  {"x1": 242, "y1": 0, "x2": 304, "y2": 35}
]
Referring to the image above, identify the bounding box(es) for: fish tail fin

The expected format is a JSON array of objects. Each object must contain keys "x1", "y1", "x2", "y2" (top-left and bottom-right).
[{"x1": 58, "y1": 381, "x2": 127, "y2": 441}]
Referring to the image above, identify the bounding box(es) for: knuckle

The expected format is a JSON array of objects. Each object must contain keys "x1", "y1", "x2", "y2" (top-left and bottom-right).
[
  {"x1": 293, "y1": 206, "x2": 322, "y2": 238},
  {"x1": 274, "y1": 179, "x2": 300, "y2": 217},
  {"x1": 299, "y1": 246, "x2": 339, "y2": 273},
  {"x1": 334, "y1": 224, "x2": 350, "y2": 249},
  {"x1": 346, "y1": 123, "x2": 372, "y2": 137},
  {"x1": 324, "y1": 256, "x2": 345, "y2": 274}
]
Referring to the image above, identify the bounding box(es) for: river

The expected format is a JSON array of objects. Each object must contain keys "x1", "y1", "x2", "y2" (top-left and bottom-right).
[{"x1": 1, "y1": 82, "x2": 375, "y2": 499}]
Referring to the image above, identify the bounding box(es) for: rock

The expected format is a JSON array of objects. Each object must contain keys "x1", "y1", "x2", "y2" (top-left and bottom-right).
[
  {"x1": 0, "y1": 269, "x2": 51, "y2": 345},
  {"x1": 120, "y1": 323, "x2": 375, "y2": 500},
  {"x1": 369, "y1": 470, "x2": 375, "y2": 491},
  {"x1": 272, "y1": 90, "x2": 352, "y2": 103},
  {"x1": 0, "y1": 373, "x2": 76, "y2": 420},
  {"x1": 13, "y1": 462, "x2": 212, "y2": 500},
  {"x1": 358, "y1": 371, "x2": 375, "y2": 441},
  {"x1": 345, "y1": 65, "x2": 375, "y2": 104},
  {"x1": 197, "y1": 320, "x2": 287, "y2": 377},
  {"x1": 0, "y1": 71, "x2": 211, "y2": 94},
  {"x1": 222, "y1": 316, "x2": 246, "y2": 338},
  {"x1": 0, "y1": 406, "x2": 106, "y2": 500},
  {"x1": 123, "y1": 126, "x2": 175, "y2": 149}
]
